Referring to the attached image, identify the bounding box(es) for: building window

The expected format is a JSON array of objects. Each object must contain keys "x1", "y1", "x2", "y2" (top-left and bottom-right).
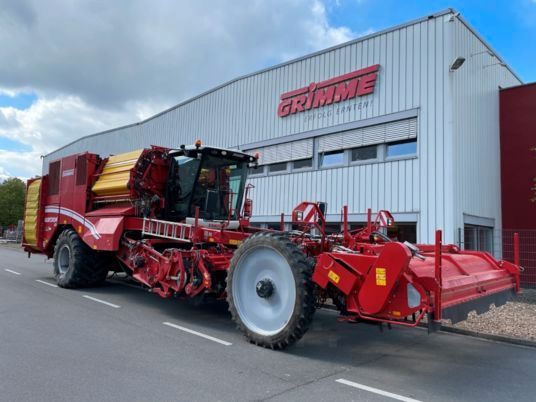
[
  {"x1": 324, "y1": 222, "x2": 342, "y2": 234},
  {"x1": 293, "y1": 158, "x2": 313, "y2": 170},
  {"x1": 268, "y1": 162, "x2": 288, "y2": 173},
  {"x1": 388, "y1": 223, "x2": 417, "y2": 243},
  {"x1": 351, "y1": 145, "x2": 377, "y2": 162},
  {"x1": 349, "y1": 222, "x2": 417, "y2": 243},
  {"x1": 248, "y1": 166, "x2": 264, "y2": 176},
  {"x1": 387, "y1": 139, "x2": 417, "y2": 158},
  {"x1": 464, "y1": 225, "x2": 494, "y2": 253},
  {"x1": 320, "y1": 150, "x2": 344, "y2": 168}
]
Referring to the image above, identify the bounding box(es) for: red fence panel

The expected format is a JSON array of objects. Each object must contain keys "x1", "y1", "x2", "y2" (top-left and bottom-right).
[{"x1": 503, "y1": 230, "x2": 536, "y2": 289}]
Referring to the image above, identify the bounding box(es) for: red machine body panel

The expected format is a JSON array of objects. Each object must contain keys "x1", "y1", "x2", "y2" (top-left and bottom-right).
[{"x1": 358, "y1": 242, "x2": 412, "y2": 315}]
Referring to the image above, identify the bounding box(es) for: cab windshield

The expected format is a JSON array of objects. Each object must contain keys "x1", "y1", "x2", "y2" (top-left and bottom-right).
[{"x1": 166, "y1": 152, "x2": 247, "y2": 221}]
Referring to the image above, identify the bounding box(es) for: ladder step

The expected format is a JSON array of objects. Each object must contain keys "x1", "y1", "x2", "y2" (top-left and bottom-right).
[{"x1": 142, "y1": 217, "x2": 192, "y2": 242}]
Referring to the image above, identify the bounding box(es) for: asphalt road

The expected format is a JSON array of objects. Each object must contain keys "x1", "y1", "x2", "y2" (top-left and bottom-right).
[{"x1": 1, "y1": 246, "x2": 535, "y2": 402}]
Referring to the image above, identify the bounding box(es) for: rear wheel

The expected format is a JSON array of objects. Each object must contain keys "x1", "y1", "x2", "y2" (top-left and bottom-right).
[
  {"x1": 53, "y1": 229, "x2": 110, "y2": 288},
  {"x1": 226, "y1": 232, "x2": 315, "y2": 349}
]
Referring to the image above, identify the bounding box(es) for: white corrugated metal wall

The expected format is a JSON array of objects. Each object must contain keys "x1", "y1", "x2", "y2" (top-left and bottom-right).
[
  {"x1": 449, "y1": 17, "x2": 521, "y2": 251},
  {"x1": 42, "y1": 10, "x2": 520, "y2": 245},
  {"x1": 243, "y1": 13, "x2": 451, "y2": 243}
]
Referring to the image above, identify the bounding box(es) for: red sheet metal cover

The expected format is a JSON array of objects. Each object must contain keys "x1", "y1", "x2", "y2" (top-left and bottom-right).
[{"x1": 358, "y1": 242, "x2": 412, "y2": 314}]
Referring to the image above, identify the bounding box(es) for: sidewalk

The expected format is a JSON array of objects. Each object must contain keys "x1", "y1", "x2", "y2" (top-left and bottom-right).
[{"x1": 446, "y1": 289, "x2": 536, "y2": 342}]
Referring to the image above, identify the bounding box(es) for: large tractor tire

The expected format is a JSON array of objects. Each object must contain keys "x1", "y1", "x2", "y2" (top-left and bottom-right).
[
  {"x1": 226, "y1": 232, "x2": 316, "y2": 349},
  {"x1": 53, "y1": 229, "x2": 110, "y2": 288}
]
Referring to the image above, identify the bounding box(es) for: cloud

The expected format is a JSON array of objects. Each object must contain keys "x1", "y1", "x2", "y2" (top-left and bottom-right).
[
  {"x1": 0, "y1": 94, "x2": 167, "y2": 178},
  {"x1": 0, "y1": 165, "x2": 13, "y2": 182},
  {"x1": 0, "y1": 0, "x2": 355, "y2": 108},
  {"x1": 0, "y1": 0, "x2": 357, "y2": 178}
]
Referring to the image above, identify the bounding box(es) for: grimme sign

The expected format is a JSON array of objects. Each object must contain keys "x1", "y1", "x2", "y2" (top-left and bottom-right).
[{"x1": 277, "y1": 64, "x2": 380, "y2": 118}]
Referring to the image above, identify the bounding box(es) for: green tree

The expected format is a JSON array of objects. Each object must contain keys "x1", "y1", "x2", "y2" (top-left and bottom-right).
[{"x1": 0, "y1": 178, "x2": 26, "y2": 226}]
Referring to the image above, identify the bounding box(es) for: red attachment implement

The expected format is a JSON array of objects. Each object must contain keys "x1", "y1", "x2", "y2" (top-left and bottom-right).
[{"x1": 309, "y1": 205, "x2": 521, "y2": 331}]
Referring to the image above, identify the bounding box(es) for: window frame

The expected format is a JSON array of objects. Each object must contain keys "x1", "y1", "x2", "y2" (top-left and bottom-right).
[
  {"x1": 318, "y1": 149, "x2": 346, "y2": 169},
  {"x1": 349, "y1": 145, "x2": 379, "y2": 165},
  {"x1": 246, "y1": 134, "x2": 419, "y2": 176},
  {"x1": 291, "y1": 158, "x2": 314, "y2": 172},
  {"x1": 385, "y1": 139, "x2": 418, "y2": 160},
  {"x1": 267, "y1": 161, "x2": 290, "y2": 175},
  {"x1": 248, "y1": 165, "x2": 266, "y2": 177}
]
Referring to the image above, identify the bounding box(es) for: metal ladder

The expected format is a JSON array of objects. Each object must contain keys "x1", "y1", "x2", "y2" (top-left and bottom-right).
[{"x1": 142, "y1": 218, "x2": 193, "y2": 242}]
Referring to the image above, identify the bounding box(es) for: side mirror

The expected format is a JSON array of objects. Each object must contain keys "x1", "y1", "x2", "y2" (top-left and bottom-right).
[{"x1": 205, "y1": 190, "x2": 219, "y2": 215}]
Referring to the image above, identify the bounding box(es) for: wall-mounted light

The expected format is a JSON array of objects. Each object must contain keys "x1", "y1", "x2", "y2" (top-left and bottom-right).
[{"x1": 449, "y1": 57, "x2": 466, "y2": 71}]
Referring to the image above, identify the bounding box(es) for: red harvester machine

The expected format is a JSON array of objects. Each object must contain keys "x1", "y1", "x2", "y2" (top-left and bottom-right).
[{"x1": 22, "y1": 142, "x2": 521, "y2": 348}]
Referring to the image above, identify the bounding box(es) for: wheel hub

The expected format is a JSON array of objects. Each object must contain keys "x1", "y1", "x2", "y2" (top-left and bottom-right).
[
  {"x1": 256, "y1": 278, "x2": 274, "y2": 298},
  {"x1": 58, "y1": 244, "x2": 71, "y2": 275},
  {"x1": 232, "y1": 245, "x2": 297, "y2": 336}
]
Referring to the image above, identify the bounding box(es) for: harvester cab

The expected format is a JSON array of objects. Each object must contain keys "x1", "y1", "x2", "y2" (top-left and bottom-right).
[{"x1": 164, "y1": 143, "x2": 257, "y2": 225}]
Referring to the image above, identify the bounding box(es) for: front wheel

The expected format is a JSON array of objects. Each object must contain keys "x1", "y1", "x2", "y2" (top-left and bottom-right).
[{"x1": 226, "y1": 232, "x2": 315, "y2": 349}]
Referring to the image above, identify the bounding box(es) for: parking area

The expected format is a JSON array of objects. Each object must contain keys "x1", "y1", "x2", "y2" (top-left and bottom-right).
[{"x1": 1, "y1": 246, "x2": 535, "y2": 402}]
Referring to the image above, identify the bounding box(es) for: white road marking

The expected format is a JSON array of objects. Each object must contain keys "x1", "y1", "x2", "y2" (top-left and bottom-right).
[
  {"x1": 4, "y1": 269, "x2": 21, "y2": 275},
  {"x1": 336, "y1": 379, "x2": 422, "y2": 402},
  {"x1": 35, "y1": 279, "x2": 58, "y2": 288},
  {"x1": 163, "y1": 322, "x2": 232, "y2": 346},
  {"x1": 82, "y1": 295, "x2": 121, "y2": 308}
]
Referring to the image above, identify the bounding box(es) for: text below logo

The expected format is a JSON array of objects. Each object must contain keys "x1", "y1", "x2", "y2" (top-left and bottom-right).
[{"x1": 277, "y1": 64, "x2": 380, "y2": 118}]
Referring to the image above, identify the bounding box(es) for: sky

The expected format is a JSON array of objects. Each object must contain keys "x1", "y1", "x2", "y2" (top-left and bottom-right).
[{"x1": 0, "y1": 0, "x2": 534, "y2": 181}]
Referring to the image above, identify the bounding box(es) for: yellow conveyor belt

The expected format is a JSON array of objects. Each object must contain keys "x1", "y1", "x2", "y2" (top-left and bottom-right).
[
  {"x1": 24, "y1": 179, "x2": 42, "y2": 246},
  {"x1": 92, "y1": 149, "x2": 143, "y2": 197}
]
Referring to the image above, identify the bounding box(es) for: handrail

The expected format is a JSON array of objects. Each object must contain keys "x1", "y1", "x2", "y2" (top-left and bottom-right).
[{"x1": 434, "y1": 230, "x2": 443, "y2": 322}]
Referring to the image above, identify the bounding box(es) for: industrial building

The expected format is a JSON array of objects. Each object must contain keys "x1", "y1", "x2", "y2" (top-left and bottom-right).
[{"x1": 43, "y1": 9, "x2": 524, "y2": 250}]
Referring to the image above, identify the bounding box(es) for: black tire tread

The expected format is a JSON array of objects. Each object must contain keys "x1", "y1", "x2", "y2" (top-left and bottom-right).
[
  {"x1": 226, "y1": 232, "x2": 316, "y2": 349},
  {"x1": 53, "y1": 229, "x2": 110, "y2": 288}
]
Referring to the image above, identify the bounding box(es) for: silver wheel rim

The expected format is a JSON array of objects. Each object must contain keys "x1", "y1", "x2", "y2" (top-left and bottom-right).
[
  {"x1": 232, "y1": 246, "x2": 296, "y2": 336},
  {"x1": 58, "y1": 244, "x2": 71, "y2": 275}
]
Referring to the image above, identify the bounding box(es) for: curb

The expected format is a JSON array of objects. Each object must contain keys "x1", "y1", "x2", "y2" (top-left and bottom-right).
[{"x1": 438, "y1": 325, "x2": 536, "y2": 348}]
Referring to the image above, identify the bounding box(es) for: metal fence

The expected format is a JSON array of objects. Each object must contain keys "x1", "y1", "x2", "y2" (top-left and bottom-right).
[
  {"x1": 0, "y1": 220, "x2": 23, "y2": 243},
  {"x1": 459, "y1": 227, "x2": 536, "y2": 289}
]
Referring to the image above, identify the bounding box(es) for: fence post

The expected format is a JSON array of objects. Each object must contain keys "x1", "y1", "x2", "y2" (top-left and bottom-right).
[{"x1": 514, "y1": 232, "x2": 520, "y2": 267}]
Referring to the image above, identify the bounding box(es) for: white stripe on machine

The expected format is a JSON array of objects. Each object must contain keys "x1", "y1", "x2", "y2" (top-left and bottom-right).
[{"x1": 44, "y1": 206, "x2": 101, "y2": 239}]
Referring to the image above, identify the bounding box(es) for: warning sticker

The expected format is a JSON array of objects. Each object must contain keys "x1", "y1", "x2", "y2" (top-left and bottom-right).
[
  {"x1": 328, "y1": 270, "x2": 340, "y2": 284},
  {"x1": 375, "y1": 268, "x2": 386, "y2": 286}
]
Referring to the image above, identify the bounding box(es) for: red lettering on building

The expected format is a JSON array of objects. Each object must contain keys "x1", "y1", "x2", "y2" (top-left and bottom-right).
[{"x1": 277, "y1": 64, "x2": 380, "y2": 117}]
